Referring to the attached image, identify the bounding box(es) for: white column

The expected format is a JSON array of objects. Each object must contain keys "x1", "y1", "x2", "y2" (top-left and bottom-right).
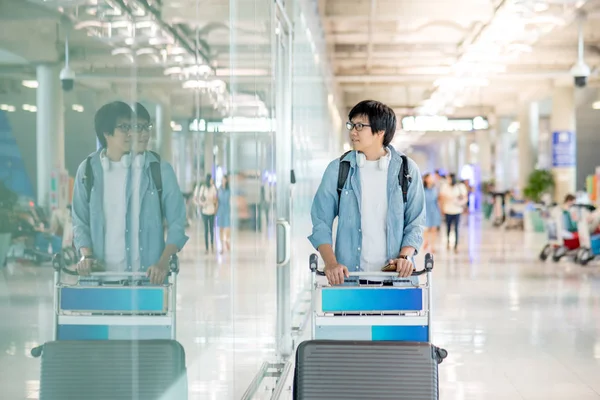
[
  {"x1": 551, "y1": 87, "x2": 577, "y2": 202},
  {"x1": 457, "y1": 135, "x2": 467, "y2": 174},
  {"x1": 204, "y1": 131, "x2": 215, "y2": 177},
  {"x1": 502, "y1": 131, "x2": 513, "y2": 191},
  {"x1": 36, "y1": 64, "x2": 65, "y2": 209},
  {"x1": 155, "y1": 103, "x2": 173, "y2": 164},
  {"x1": 476, "y1": 130, "x2": 492, "y2": 182},
  {"x1": 517, "y1": 102, "x2": 539, "y2": 192}
]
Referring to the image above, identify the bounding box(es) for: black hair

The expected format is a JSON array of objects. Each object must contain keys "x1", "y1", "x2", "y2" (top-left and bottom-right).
[
  {"x1": 449, "y1": 173, "x2": 458, "y2": 186},
  {"x1": 222, "y1": 174, "x2": 230, "y2": 190},
  {"x1": 205, "y1": 173, "x2": 212, "y2": 187},
  {"x1": 348, "y1": 100, "x2": 397, "y2": 147},
  {"x1": 134, "y1": 102, "x2": 151, "y2": 121},
  {"x1": 94, "y1": 101, "x2": 133, "y2": 148},
  {"x1": 423, "y1": 173, "x2": 433, "y2": 189}
]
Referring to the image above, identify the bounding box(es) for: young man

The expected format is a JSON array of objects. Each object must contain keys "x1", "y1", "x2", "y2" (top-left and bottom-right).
[
  {"x1": 72, "y1": 101, "x2": 188, "y2": 284},
  {"x1": 308, "y1": 100, "x2": 426, "y2": 285}
]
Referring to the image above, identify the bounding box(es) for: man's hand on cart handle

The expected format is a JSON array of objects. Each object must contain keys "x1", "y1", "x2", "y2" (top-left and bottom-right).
[
  {"x1": 324, "y1": 263, "x2": 350, "y2": 285},
  {"x1": 387, "y1": 256, "x2": 414, "y2": 278},
  {"x1": 76, "y1": 250, "x2": 95, "y2": 276},
  {"x1": 147, "y1": 263, "x2": 169, "y2": 285}
]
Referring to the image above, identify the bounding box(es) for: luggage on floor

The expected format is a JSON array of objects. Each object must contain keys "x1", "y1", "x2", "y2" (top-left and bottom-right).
[
  {"x1": 36, "y1": 339, "x2": 187, "y2": 400},
  {"x1": 293, "y1": 340, "x2": 446, "y2": 400}
]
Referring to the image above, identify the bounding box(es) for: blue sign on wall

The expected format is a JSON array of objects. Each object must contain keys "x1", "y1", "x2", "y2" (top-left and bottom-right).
[{"x1": 552, "y1": 131, "x2": 576, "y2": 168}]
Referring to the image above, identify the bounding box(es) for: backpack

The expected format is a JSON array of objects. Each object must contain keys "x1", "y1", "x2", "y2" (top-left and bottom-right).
[
  {"x1": 336, "y1": 151, "x2": 411, "y2": 209},
  {"x1": 83, "y1": 151, "x2": 163, "y2": 217}
]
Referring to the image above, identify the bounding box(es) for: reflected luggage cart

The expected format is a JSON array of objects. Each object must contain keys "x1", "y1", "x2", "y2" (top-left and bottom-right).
[{"x1": 31, "y1": 253, "x2": 179, "y2": 357}]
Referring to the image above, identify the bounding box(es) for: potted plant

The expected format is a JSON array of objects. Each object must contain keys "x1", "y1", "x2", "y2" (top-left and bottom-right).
[
  {"x1": 523, "y1": 169, "x2": 555, "y2": 203},
  {"x1": 0, "y1": 181, "x2": 18, "y2": 266},
  {"x1": 523, "y1": 170, "x2": 555, "y2": 233}
]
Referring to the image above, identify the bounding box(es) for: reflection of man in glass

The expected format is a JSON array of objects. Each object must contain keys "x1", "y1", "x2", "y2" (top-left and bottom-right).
[{"x1": 71, "y1": 101, "x2": 188, "y2": 284}]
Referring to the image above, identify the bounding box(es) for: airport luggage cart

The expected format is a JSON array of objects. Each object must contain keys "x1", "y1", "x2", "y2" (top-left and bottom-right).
[
  {"x1": 576, "y1": 207, "x2": 600, "y2": 266},
  {"x1": 31, "y1": 253, "x2": 179, "y2": 357},
  {"x1": 294, "y1": 253, "x2": 447, "y2": 400},
  {"x1": 308, "y1": 253, "x2": 439, "y2": 343},
  {"x1": 506, "y1": 200, "x2": 526, "y2": 230},
  {"x1": 539, "y1": 206, "x2": 581, "y2": 262}
]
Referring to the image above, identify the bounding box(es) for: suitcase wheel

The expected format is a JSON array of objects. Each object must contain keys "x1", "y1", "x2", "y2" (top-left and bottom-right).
[
  {"x1": 434, "y1": 347, "x2": 448, "y2": 364},
  {"x1": 30, "y1": 345, "x2": 43, "y2": 358}
]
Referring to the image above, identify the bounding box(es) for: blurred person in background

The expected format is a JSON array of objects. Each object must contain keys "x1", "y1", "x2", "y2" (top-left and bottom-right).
[
  {"x1": 217, "y1": 174, "x2": 232, "y2": 253},
  {"x1": 440, "y1": 173, "x2": 468, "y2": 253},
  {"x1": 195, "y1": 173, "x2": 218, "y2": 253},
  {"x1": 422, "y1": 173, "x2": 442, "y2": 254}
]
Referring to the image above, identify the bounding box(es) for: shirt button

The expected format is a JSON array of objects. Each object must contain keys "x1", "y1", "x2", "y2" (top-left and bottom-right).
[
  {"x1": 358, "y1": 247, "x2": 361, "y2": 251},
  {"x1": 126, "y1": 247, "x2": 129, "y2": 251},
  {"x1": 345, "y1": 191, "x2": 348, "y2": 194}
]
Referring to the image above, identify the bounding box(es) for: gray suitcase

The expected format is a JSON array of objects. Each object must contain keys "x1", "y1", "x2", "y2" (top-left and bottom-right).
[
  {"x1": 293, "y1": 340, "x2": 447, "y2": 400},
  {"x1": 36, "y1": 339, "x2": 187, "y2": 400}
]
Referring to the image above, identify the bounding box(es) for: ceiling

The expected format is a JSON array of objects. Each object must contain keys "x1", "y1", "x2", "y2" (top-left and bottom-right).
[
  {"x1": 0, "y1": 0, "x2": 273, "y2": 121},
  {"x1": 322, "y1": 0, "x2": 600, "y2": 147},
  {"x1": 2, "y1": 0, "x2": 599, "y2": 151}
]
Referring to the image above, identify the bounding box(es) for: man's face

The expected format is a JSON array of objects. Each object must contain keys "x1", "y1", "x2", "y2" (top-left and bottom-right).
[
  {"x1": 348, "y1": 114, "x2": 383, "y2": 152},
  {"x1": 132, "y1": 119, "x2": 153, "y2": 153},
  {"x1": 105, "y1": 117, "x2": 132, "y2": 153}
]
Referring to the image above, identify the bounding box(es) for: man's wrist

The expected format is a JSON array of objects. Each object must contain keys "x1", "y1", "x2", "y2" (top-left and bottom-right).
[
  {"x1": 399, "y1": 247, "x2": 416, "y2": 258},
  {"x1": 80, "y1": 248, "x2": 93, "y2": 257}
]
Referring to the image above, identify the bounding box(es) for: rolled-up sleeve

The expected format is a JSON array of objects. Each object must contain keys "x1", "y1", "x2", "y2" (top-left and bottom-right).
[
  {"x1": 308, "y1": 160, "x2": 339, "y2": 250},
  {"x1": 401, "y1": 158, "x2": 425, "y2": 253},
  {"x1": 161, "y1": 162, "x2": 189, "y2": 251},
  {"x1": 72, "y1": 161, "x2": 93, "y2": 252}
]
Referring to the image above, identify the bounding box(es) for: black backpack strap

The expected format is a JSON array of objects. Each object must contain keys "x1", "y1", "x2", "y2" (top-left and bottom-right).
[
  {"x1": 399, "y1": 155, "x2": 412, "y2": 204},
  {"x1": 336, "y1": 151, "x2": 352, "y2": 211},
  {"x1": 149, "y1": 161, "x2": 163, "y2": 218},
  {"x1": 83, "y1": 156, "x2": 94, "y2": 203}
]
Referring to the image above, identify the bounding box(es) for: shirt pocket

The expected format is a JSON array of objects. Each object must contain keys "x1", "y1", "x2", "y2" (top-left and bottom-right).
[
  {"x1": 338, "y1": 189, "x2": 357, "y2": 227},
  {"x1": 142, "y1": 189, "x2": 163, "y2": 227}
]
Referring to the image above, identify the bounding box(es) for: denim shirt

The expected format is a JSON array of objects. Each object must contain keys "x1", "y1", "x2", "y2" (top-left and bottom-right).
[
  {"x1": 71, "y1": 150, "x2": 189, "y2": 271},
  {"x1": 308, "y1": 146, "x2": 425, "y2": 272}
]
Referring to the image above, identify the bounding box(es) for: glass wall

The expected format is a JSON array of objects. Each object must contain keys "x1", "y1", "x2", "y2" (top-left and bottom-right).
[{"x1": 0, "y1": 0, "x2": 342, "y2": 399}]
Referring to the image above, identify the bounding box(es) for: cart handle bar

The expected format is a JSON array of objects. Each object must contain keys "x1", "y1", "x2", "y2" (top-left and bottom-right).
[
  {"x1": 52, "y1": 253, "x2": 180, "y2": 276},
  {"x1": 309, "y1": 253, "x2": 433, "y2": 277}
]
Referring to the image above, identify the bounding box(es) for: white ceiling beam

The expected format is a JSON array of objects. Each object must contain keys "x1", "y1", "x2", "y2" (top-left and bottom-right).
[{"x1": 325, "y1": 0, "x2": 492, "y2": 20}]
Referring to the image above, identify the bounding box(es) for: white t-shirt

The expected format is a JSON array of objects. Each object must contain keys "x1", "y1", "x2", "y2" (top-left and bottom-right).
[
  {"x1": 129, "y1": 154, "x2": 144, "y2": 271},
  {"x1": 441, "y1": 183, "x2": 468, "y2": 215},
  {"x1": 103, "y1": 159, "x2": 128, "y2": 273},
  {"x1": 359, "y1": 158, "x2": 389, "y2": 273}
]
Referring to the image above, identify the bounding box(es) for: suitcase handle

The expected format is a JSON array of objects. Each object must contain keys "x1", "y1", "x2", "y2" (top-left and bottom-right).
[{"x1": 309, "y1": 252, "x2": 434, "y2": 277}]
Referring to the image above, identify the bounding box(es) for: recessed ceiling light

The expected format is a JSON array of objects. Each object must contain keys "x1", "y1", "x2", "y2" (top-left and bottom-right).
[
  {"x1": 592, "y1": 101, "x2": 600, "y2": 110},
  {"x1": 22, "y1": 80, "x2": 39, "y2": 89}
]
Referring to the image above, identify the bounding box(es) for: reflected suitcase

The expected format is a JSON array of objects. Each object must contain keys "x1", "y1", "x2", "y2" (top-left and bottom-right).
[
  {"x1": 293, "y1": 340, "x2": 446, "y2": 400},
  {"x1": 37, "y1": 339, "x2": 187, "y2": 400}
]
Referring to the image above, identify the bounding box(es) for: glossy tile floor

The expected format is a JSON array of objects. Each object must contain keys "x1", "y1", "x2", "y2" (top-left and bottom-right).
[{"x1": 1, "y1": 214, "x2": 600, "y2": 399}]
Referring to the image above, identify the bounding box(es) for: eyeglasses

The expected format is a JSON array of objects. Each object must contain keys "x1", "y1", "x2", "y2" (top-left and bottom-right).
[
  {"x1": 346, "y1": 121, "x2": 371, "y2": 132},
  {"x1": 135, "y1": 123, "x2": 154, "y2": 133},
  {"x1": 115, "y1": 123, "x2": 154, "y2": 134}
]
